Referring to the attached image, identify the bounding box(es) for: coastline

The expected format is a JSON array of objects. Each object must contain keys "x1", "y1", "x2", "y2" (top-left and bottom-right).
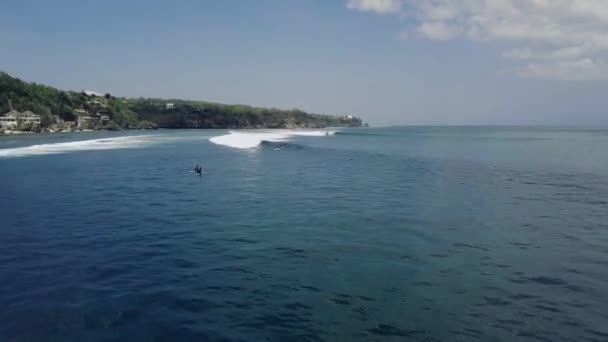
[
  {"x1": 0, "y1": 125, "x2": 360, "y2": 135},
  {"x1": 1, "y1": 128, "x2": 142, "y2": 135}
]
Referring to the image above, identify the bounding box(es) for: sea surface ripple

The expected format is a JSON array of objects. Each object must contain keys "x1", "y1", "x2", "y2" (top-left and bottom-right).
[{"x1": 1, "y1": 127, "x2": 607, "y2": 341}]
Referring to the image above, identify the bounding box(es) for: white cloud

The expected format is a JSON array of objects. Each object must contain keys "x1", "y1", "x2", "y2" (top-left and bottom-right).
[
  {"x1": 346, "y1": 0, "x2": 403, "y2": 14},
  {"x1": 346, "y1": 0, "x2": 608, "y2": 80},
  {"x1": 417, "y1": 21, "x2": 459, "y2": 40},
  {"x1": 519, "y1": 59, "x2": 608, "y2": 81},
  {"x1": 502, "y1": 47, "x2": 586, "y2": 61}
]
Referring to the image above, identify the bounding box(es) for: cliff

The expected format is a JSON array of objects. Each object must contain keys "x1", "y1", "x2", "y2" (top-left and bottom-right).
[
  {"x1": 0, "y1": 71, "x2": 363, "y2": 131},
  {"x1": 129, "y1": 99, "x2": 363, "y2": 129}
]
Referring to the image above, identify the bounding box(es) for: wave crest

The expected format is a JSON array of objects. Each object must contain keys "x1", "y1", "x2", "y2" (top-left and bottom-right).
[
  {"x1": 0, "y1": 135, "x2": 156, "y2": 158},
  {"x1": 209, "y1": 130, "x2": 336, "y2": 149}
]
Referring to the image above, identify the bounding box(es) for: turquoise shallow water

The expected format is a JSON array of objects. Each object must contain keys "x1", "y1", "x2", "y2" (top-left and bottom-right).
[{"x1": 1, "y1": 127, "x2": 607, "y2": 341}]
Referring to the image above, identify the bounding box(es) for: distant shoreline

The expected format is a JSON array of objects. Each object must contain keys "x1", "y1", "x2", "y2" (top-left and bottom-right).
[
  {"x1": 1, "y1": 71, "x2": 365, "y2": 134},
  {"x1": 0, "y1": 126, "x2": 355, "y2": 136}
]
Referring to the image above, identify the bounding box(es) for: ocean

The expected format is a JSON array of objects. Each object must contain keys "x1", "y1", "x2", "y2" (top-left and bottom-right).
[{"x1": 1, "y1": 127, "x2": 607, "y2": 341}]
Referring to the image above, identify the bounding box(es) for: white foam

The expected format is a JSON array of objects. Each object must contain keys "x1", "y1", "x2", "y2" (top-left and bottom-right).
[
  {"x1": 209, "y1": 131, "x2": 288, "y2": 149},
  {"x1": 0, "y1": 135, "x2": 157, "y2": 158},
  {"x1": 209, "y1": 130, "x2": 336, "y2": 149},
  {"x1": 283, "y1": 130, "x2": 336, "y2": 137}
]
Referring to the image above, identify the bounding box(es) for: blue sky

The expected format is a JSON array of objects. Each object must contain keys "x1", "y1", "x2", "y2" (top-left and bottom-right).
[{"x1": 1, "y1": 0, "x2": 607, "y2": 126}]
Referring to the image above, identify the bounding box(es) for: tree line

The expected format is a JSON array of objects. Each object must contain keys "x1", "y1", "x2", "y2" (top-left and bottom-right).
[{"x1": 1, "y1": 71, "x2": 362, "y2": 129}]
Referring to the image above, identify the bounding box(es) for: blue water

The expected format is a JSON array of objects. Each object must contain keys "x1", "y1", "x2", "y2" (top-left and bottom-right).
[{"x1": 1, "y1": 127, "x2": 607, "y2": 341}]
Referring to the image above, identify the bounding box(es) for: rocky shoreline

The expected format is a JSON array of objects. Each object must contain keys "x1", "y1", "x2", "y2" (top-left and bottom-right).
[
  {"x1": 1, "y1": 120, "x2": 159, "y2": 135},
  {"x1": 1, "y1": 126, "x2": 158, "y2": 135}
]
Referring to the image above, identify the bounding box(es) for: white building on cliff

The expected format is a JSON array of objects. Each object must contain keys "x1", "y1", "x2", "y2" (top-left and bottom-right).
[{"x1": 0, "y1": 109, "x2": 41, "y2": 129}]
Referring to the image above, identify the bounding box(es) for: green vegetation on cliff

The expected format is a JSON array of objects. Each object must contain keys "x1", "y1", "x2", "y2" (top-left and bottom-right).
[
  {"x1": 0, "y1": 71, "x2": 139, "y2": 128},
  {"x1": 0, "y1": 71, "x2": 363, "y2": 130},
  {"x1": 130, "y1": 99, "x2": 362, "y2": 129}
]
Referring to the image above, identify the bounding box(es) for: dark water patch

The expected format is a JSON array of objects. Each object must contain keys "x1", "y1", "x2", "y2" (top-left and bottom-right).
[
  {"x1": 518, "y1": 311, "x2": 535, "y2": 319},
  {"x1": 273, "y1": 247, "x2": 309, "y2": 259},
  {"x1": 167, "y1": 258, "x2": 198, "y2": 269},
  {"x1": 565, "y1": 301, "x2": 587, "y2": 308},
  {"x1": 169, "y1": 297, "x2": 218, "y2": 313},
  {"x1": 517, "y1": 331, "x2": 553, "y2": 342},
  {"x1": 525, "y1": 276, "x2": 584, "y2": 293},
  {"x1": 151, "y1": 324, "x2": 231, "y2": 342},
  {"x1": 496, "y1": 318, "x2": 525, "y2": 327},
  {"x1": 467, "y1": 312, "x2": 484, "y2": 318},
  {"x1": 83, "y1": 307, "x2": 144, "y2": 330},
  {"x1": 225, "y1": 254, "x2": 248, "y2": 261},
  {"x1": 509, "y1": 293, "x2": 538, "y2": 301},
  {"x1": 480, "y1": 285, "x2": 511, "y2": 296},
  {"x1": 209, "y1": 266, "x2": 253, "y2": 275},
  {"x1": 544, "y1": 182, "x2": 593, "y2": 191},
  {"x1": 334, "y1": 293, "x2": 352, "y2": 299},
  {"x1": 261, "y1": 141, "x2": 304, "y2": 151},
  {"x1": 141, "y1": 216, "x2": 174, "y2": 225},
  {"x1": 352, "y1": 306, "x2": 368, "y2": 317},
  {"x1": 585, "y1": 329, "x2": 608, "y2": 339},
  {"x1": 430, "y1": 253, "x2": 449, "y2": 258},
  {"x1": 329, "y1": 297, "x2": 351, "y2": 306},
  {"x1": 204, "y1": 285, "x2": 224, "y2": 292},
  {"x1": 484, "y1": 296, "x2": 511, "y2": 306},
  {"x1": 452, "y1": 242, "x2": 490, "y2": 251},
  {"x1": 452, "y1": 327, "x2": 483, "y2": 339},
  {"x1": 453, "y1": 288, "x2": 467, "y2": 295},
  {"x1": 562, "y1": 320, "x2": 581, "y2": 327},
  {"x1": 224, "y1": 299, "x2": 254, "y2": 310},
  {"x1": 565, "y1": 268, "x2": 583, "y2": 274},
  {"x1": 283, "y1": 302, "x2": 312, "y2": 311},
  {"x1": 412, "y1": 281, "x2": 433, "y2": 287},
  {"x1": 269, "y1": 284, "x2": 299, "y2": 292},
  {"x1": 175, "y1": 197, "x2": 196, "y2": 203},
  {"x1": 493, "y1": 322, "x2": 515, "y2": 333},
  {"x1": 534, "y1": 304, "x2": 562, "y2": 313},
  {"x1": 368, "y1": 324, "x2": 425, "y2": 337},
  {"x1": 147, "y1": 242, "x2": 174, "y2": 249},
  {"x1": 510, "y1": 241, "x2": 531, "y2": 249},
  {"x1": 239, "y1": 312, "x2": 313, "y2": 331},
  {"x1": 226, "y1": 237, "x2": 260, "y2": 244},
  {"x1": 300, "y1": 285, "x2": 321, "y2": 293},
  {"x1": 590, "y1": 259, "x2": 608, "y2": 266}
]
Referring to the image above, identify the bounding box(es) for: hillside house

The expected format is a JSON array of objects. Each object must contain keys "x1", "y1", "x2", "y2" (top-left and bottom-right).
[
  {"x1": 83, "y1": 90, "x2": 104, "y2": 97},
  {"x1": 74, "y1": 109, "x2": 93, "y2": 128},
  {"x1": 0, "y1": 109, "x2": 41, "y2": 129}
]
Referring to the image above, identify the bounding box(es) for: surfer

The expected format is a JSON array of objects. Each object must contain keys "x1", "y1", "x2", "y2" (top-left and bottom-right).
[{"x1": 194, "y1": 165, "x2": 202, "y2": 175}]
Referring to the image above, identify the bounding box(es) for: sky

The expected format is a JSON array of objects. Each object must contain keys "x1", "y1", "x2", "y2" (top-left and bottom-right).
[{"x1": 1, "y1": 0, "x2": 607, "y2": 126}]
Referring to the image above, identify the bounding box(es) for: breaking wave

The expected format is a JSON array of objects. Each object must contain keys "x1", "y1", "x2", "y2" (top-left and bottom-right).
[
  {"x1": 209, "y1": 130, "x2": 336, "y2": 149},
  {"x1": 0, "y1": 135, "x2": 158, "y2": 158}
]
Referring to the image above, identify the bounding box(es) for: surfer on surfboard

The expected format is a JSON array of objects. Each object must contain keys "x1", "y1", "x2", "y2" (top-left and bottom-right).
[{"x1": 194, "y1": 164, "x2": 202, "y2": 175}]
